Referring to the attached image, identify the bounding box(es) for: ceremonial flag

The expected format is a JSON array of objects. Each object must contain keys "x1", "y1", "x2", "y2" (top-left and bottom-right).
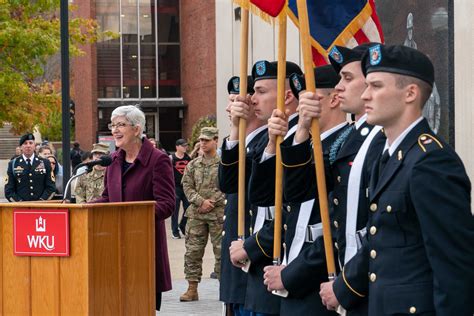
[{"x1": 287, "y1": 0, "x2": 384, "y2": 65}]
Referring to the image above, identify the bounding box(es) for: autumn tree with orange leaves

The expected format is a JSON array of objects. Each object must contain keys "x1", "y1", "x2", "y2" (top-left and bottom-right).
[{"x1": 0, "y1": 0, "x2": 113, "y2": 138}]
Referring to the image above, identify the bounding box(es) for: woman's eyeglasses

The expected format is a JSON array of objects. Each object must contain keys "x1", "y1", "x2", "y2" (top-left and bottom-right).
[{"x1": 108, "y1": 122, "x2": 133, "y2": 130}]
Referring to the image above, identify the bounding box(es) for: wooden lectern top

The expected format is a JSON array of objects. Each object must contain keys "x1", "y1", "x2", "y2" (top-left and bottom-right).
[{"x1": 0, "y1": 200, "x2": 156, "y2": 209}]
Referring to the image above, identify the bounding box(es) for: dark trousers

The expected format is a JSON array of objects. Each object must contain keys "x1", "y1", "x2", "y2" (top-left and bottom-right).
[{"x1": 172, "y1": 186, "x2": 189, "y2": 235}]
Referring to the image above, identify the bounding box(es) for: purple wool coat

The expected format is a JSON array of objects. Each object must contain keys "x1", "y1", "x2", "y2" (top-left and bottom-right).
[{"x1": 95, "y1": 137, "x2": 175, "y2": 292}]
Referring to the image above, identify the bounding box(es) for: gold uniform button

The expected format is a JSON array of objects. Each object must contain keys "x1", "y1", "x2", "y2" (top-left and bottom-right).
[
  {"x1": 287, "y1": 205, "x2": 291, "y2": 212},
  {"x1": 370, "y1": 203, "x2": 377, "y2": 212},
  {"x1": 334, "y1": 242, "x2": 339, "y2": 249},
  {"x1": 224, "y1": 199, "x2": 227, "y2": 205},
  {"x1": 30, "y1": 180, "x2": 33, "y2": 183},
  {"x1": 370, "y1": 250, "x2": 377, "y2": 259},
  {"x1": 409, "y1": 306, "x2": 416, "y2": 314},
  {"x1": 222, "y1": 231, "x2": 226, "y2": 236},
  {"x1": 283, "y1": 242, "x2": 286, "y2": 249},
  {"x1": 30, "y1": 193, "x2": 34, "y2": 196},
  {"x1": 370, "y1": 226, "x2": 377, "y2": 235},
  {"x1": 283, "y1": 224, "x2": 288, "y2": 231},
  {"x1": 29, "y1": 173, "x2": 32, "y2": 177},
  {"x1": 337, "y1": 176, "x2": 341, "y2": 183},
  {"x1": 223, "y1": 215, "x2": 226, "y2": 221},
  {"x1": 249, "y1": 210, "x2": 253, "y2": 216},
  {"x1": 249, "y1": 227, "x2": 253, "y2": 234},
  {"x1": 333, "y1": 220, "x2": 339, "y2": 228},
  {"x1": 30, "y1": 186, "x2": 33, "y2": 189},
  {"x1": 386, "y1": 205, "x2": 392, "y2": 212},
  {"x1": 333, "y1": 198, "x2": 339, "y2": 206},
  {"x1": 369, "y1": 273, "x2": 376, "y2": 282}
]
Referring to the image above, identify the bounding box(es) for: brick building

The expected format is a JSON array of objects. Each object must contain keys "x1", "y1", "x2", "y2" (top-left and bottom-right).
[{"x1": 73, "y1": 0, "x2": 216, "y2": 151}]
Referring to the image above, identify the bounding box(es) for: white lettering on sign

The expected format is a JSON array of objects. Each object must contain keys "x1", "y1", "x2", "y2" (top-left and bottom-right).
[{"x1": 26, "y1": 235, "x2": 55, "y2": 251}]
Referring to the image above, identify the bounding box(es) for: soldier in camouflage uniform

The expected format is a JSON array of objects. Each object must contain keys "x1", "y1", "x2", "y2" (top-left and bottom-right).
[
  {"x1": 74, "y1": 143, "x2": 110, "y2": 203},
  {"x1": 180, "y1": 127, "x2": 225, "y2": 302}
]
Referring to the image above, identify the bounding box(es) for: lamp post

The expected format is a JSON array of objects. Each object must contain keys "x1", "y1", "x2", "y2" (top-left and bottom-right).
[{"x1": 60, "y1": 0, "x2": 71, "y2": 199}]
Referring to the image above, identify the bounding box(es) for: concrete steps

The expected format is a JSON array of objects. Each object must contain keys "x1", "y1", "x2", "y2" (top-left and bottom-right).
[{"x1": 0, "y1": 124, "x2": 20, "y2": 160}]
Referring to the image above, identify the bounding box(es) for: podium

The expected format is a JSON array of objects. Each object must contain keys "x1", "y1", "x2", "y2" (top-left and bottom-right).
[{"x1": 0, "y1": 201, "x2": 156, "y2": 315}]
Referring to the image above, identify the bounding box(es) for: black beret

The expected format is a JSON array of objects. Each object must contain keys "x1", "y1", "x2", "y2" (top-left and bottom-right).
[
  {"x1": 227, "y1": 76, "x2": 255, "y2": 95},
  {"x1": 361, "y1": 44, "x2": 434, "y2": 87},
  {"x1": 328, "y1": 42, "x2": 377, "y2": 73},
  {"x1": 289, "y1": 65, "x2": 341, "y2": 99},
  {"x1": 19, "y1": 133, "x2": 35, "y2": 146},
  {"x1": 251, "y1": 60, "x2": 303, "y2": 82}
]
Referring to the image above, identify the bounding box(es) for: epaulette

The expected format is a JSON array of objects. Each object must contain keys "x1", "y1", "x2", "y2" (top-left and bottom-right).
[{"x1": 417, "y1": 133, "x2": 443, "y2": 152}]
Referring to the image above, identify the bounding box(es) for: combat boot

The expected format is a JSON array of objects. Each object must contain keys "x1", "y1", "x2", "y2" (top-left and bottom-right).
[{"x1": 179, "y1": 281, "x2": 199, "y2": 301}]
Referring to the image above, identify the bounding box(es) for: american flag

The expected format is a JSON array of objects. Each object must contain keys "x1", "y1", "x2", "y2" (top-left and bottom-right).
[{"x1": 287, "y1": 0, "x2": 385, "y2": 66}]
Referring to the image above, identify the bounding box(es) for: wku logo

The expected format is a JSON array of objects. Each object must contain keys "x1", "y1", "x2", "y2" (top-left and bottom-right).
[{"x1": 26, "y1": 216, "x2": 55, "y2": 251}]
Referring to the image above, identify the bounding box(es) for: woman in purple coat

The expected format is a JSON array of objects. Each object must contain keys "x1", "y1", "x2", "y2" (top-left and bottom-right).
[{"x1": 95, "y1": 105, "x2": 175, "y2": 311}]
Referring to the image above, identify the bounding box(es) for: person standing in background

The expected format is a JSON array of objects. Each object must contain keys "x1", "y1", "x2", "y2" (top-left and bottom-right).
[
  {"x1": 74, "y1": 143, "x2": 110, "y2": 203},
  {"x1": 180, "y1": 127, "x2": 225, "y2": 302},
  {"x1": 70, "y1": 142, "x2": 84, "y2": 169},
  {"x1": 170, "y1": 138, "x2": 192, "y2": 238},
  {"x1": 4, "y1": 133, "x2": 56, "y2": 202}
]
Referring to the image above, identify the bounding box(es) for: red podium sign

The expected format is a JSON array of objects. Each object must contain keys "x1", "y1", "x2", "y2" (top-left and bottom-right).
[{"x1": 13, "y1": 209, "x2": 70, "y2": 256}]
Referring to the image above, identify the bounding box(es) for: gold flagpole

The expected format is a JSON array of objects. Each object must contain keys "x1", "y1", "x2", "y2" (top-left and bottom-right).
[
  {"x1": 237, "y1": 4, "x2": 249, "y2": 239},
  {"x1": 296, "y1": 0, "x2": 337, "y2": 279},
  {"x1": 273, "y1": 12, "x2": 287, "y2": 265}
]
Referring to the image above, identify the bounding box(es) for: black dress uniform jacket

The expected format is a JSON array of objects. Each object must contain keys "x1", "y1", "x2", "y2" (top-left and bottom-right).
[
  {"x1": 5, "y1": 155, "x2": 56, "y2": 202},
  {"x1": 240, "y1": 117, "x2": 299, "y2": 315},
  {"x1": 334, "y1": 119, "x2": 474, "y2": 316},
  {"x1": 329, "y1": 122, "x2": 384, "y2": 316},
  {"x1": 276, "y1": 129, "x2": 344, "y2": 316},
  {"x1": 218, "y1": 127, "x2": 268, "y2": 306},
  {"x1": 280, "y1": 121, "x2": 383, "y2": 315},
  {"x1": 330, "y1": 122, "x2": 384, "y2": 266},
  {"x1": 243, "y1": 117, "x2": 337, "y2": 315}
]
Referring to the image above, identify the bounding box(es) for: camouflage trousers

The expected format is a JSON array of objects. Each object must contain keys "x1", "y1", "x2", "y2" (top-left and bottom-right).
[{"x1": 184, "y1": 217, "x2": 223, "y2": 282}]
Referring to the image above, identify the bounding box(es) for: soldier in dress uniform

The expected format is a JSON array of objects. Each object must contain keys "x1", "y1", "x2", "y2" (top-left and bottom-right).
[
  {"x1": 219, "y1": 75, "x2": 268, "y2": 315},
  {"x1": 260, "y1": 44, "x2": 383, "y2": 315},
  {"x1": 225, "y1": 60, "x2": 302, "y2": 316},
  {"x1": 321, "y1": 44, "x2": 474, "y2": 315},
  {"x1": 74, "y1": 142, "x2": 110, "y2": 203},
  {"x1": 242, "y1": 65, "x2": 346, "y2": 315},
  {"x1": 180, "y1": 127, "x2": 225, "y2": 302},
  {"x1": 4, "y1": 133, "x2": 56, "y2": 202}
]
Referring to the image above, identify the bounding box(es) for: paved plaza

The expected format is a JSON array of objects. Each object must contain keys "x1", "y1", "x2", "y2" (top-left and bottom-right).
[{"x1": 158, "y1": 217, "x2": 222, "y2": 315}]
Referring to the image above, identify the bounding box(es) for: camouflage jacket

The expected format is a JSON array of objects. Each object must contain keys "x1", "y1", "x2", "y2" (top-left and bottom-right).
[
  {"x1": 182, "y1": 155, "x2": 225, "y2": 220},
  {"x1": 74, "y1": 168, "x2": 106, "y2": 203}
]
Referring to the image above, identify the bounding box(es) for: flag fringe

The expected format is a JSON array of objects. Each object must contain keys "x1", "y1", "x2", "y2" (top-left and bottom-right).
[
  {"x1": 233, "y1": 0, "x2": 288, "y2": 25},
  {"x1": 234, "y1": 0, "x2": 271, "y2": 24},
  {"x1": 330, "y1": 1, "x2": 373, "y2": 48},
  {"x1": 287, "y1": 1, "x2": 377, "y2": 63}
]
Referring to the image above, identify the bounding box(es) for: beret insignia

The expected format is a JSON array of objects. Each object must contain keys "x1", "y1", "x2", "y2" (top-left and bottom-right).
[{"x1": 329, "y1": 46, "x2": 343, "y2": 64}]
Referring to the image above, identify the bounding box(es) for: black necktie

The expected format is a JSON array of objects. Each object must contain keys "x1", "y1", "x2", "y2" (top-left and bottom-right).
[
  {"x1": 378, "y1": 150, "x2": 390, "y2": 179},
  {"x1": 26, "y1": 158, "x2": 31, "y2": 167}
]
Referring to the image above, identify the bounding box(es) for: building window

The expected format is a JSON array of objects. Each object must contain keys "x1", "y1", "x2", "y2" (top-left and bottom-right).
[{"x1": 96, "y1": 0, "x2": 181, "y2": 100}]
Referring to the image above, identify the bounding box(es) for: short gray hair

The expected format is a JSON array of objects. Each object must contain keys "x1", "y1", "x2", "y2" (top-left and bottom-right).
[{"x1": 111, "y1": 105, "x2": 146, "y2": 137}]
